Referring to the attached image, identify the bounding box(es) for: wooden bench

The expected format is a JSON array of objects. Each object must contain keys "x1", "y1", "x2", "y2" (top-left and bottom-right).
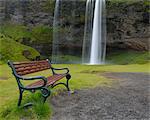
[{"x1": 8, "y1": 59, "x2": 71, "y2": 107}]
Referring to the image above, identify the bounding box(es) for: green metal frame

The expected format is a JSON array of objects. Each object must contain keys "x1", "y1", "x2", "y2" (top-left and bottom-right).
[{"x1": 7, "y1": 59, "x2": 71, "y2": 107}]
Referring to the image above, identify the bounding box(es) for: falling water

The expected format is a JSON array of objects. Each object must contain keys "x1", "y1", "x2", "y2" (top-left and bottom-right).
[
  {"x1": 82, "y1": 0, "x2": 106, "y2": 64},
  {"x1": 52, "y1": 0, "x2": 82, "y2": 64},
  {"x1": 52, "y1": 0, "x2": 60, "y2": 63}
]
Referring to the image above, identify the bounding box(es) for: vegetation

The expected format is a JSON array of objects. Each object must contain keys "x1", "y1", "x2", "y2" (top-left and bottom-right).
[
  {"x1": 43, "y1": 0, "x2": 56, "y2": 13},
  {"x1": 31, "y1": 25, "x2": 53, "y2": 44},
  {"x1": 106, "y1": 51, "x2": 149, "y2": 64},
  {"x1": 51, "y1": 55, "x2": 81, "y2": 63},
  {"x1": 0, "y1": 62, "x2": 149, "y2": 120},
  {"x1": 0, "y1": 23, "x2": 53, "y2": 44},
  {"x1": 0, "y1": 23, "x2": 31, "y2": 42},
  {"x1": 0, "y1": 34, "x2": 40, "y2": 63},
  {"x1": 0, "y1": 23, "x2": 53, "y2": 62}
]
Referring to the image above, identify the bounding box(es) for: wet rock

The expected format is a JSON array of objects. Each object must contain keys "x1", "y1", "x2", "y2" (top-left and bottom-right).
[
  {"x1": 106, "y1": 0, "x2": 149, "y2": 51},
  {"x1": 0, "y1": 0, "x2": 149, "y2": 53}
]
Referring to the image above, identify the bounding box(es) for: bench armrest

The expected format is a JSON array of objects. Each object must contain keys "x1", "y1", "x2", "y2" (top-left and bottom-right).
[
  {"x1": 16, "y1": 75, "x2": 47, "y2": 88},
  {"x1": 51, "y1": 67, "x2": 69, "y2": 75}
]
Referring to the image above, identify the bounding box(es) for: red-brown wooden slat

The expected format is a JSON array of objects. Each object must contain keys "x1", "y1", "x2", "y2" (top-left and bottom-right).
[
  {"x1": 46, "y1": 74, "x2": 66, "y2": 86},
  {"x1": 15, "y1": 63, "x2": 50, "y2": 69},
  {"x1": 14, "y1": 61, "x2": 50, "y2": 69},
  {"x1": 26, "y1": 74, "x2": 66, "y2": 88},
  {"x1": 13, "y1": 60, "x2": 51, "y2": 75},
  {"x1": 13, "y1": 60, "x2": 48, "y2": 65},
  {"x1": 16, "y1": 65, "x2": 49, "y2": 73},
  {"x1": 20, "y1": 67, "x2": 49, "y2": 75}
]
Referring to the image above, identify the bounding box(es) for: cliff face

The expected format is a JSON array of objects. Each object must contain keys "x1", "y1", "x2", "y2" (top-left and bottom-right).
[
  {"x1": 106, "y1": 0, "x2": 149, "y2": 51},
  {"x1": 0, "y1": 0, "x2": 149, "y2": 56},
  {"x1": 0, "y1": 0, "x2": 54, "y2": 26},
  {"x1": 0, "y1": 0, "x2": 54, "y2": 56}
]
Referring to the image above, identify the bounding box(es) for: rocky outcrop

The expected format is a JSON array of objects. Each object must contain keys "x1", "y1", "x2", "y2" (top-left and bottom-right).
[
  {"x1": 124, "y1": 37, "x2": 149, "y2": 51},
  {"x1": 0, "y1": 0, "x2": 149, "y2": 55},
  {"x1": 106, "y1": 0, "x2": 149, "y2": 51},
  {"x1": 1, "y1": 0, "x2": 54, "y2": 26}
]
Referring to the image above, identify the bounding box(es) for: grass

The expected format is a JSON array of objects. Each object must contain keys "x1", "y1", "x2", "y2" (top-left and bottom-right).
[
  {"x1": 0, "y1": 23, "x2": 53, "y2": 44},
  {"x1": 0, "y1": 23, "x2": 31, "y2": 42},
  {"x1": 0, "y1": 93, "x2": 51, "y2": 120},
  {"x1": 51, "y1": 55, "x2": 81, "y2": 64},
  {"x1": 0, "y1": 34, "x2": 40, "y2": 62},
  {"x1": 106, "y1": 51, "x2": 150, "y2": 64},
  {"x1": 0, "y1": 62, "x2": 150, "y2": 119}
]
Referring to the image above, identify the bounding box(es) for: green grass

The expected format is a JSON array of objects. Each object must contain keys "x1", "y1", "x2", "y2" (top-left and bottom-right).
[
  {"x1": 0, "y1": 23, "x2": 53, "y2": 44},
  {"x1": 106, "y1": 51, "x2": 150, "y2": 64},
  {"x1": 31, "y1": 24, "x2": 53, "y2": 44},
  {"x1": 0, "y1": 34, "x2": 40, "y2": 62},
  {"x1": 0, "y1": 93, "x2": 51, "y2": 120},
  {"x1": 0, "y1": 23, "x2": 31, "y2": 42},
  {"x1": 0, "y1": 63, "x2": 149, "y2": 119},
  {"x1": 51, "y1": 55, "x2": 81, "y2": 63}
]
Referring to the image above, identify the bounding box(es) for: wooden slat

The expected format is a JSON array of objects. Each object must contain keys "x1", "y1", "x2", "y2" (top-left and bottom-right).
[
  {"x1": 14, "y1": 62, "x2": 50, "y2": 69},
  {"x1": 26, "y1": 74, "x2": 66, "y2": 88},
  {"x1": 15, "y1": 64, "x2": 50, "y2": 72},
  {"x1": 13, "y1": 60, "x2": 48, "y2": 65},
  {"x1": 13, "y1": 60, "x2": 51, "y2": 75},
  {"x1": 46, "y1": 74, "x2": 66, "y2": 86}
]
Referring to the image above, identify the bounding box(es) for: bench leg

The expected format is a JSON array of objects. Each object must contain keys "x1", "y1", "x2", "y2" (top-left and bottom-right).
[
  {"x1": 51, "y1": 74, "x2": 71, "y2": 92},
  {"x1": 66, "y1": 74, "x2": 71, "y2": 91},
  {"x1": 18, "y1": 89, "x2": 24, "y2": 106},
  {"x1": 41, "y1": 87, "x2": 51, "y2": 103}
]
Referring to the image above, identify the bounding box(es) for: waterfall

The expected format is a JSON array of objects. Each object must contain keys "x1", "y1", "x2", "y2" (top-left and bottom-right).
[
  {"x1": 52, "y1": 0, "x2": 106, "y2": 64},
  {"x1": 82, "y1": 0, "x2": 106, "y2": 64},
  {"x1": 52, "y1": 0, "x2": 60, "y2": 63},
  {"x1": 52, "y1": 0, "x2": 81, "y2": 64}
]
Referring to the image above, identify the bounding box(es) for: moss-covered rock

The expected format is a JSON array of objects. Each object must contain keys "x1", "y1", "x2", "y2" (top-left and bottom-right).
[{"x1": 0, "y1": 34, "x2": 40, "y2": 62}]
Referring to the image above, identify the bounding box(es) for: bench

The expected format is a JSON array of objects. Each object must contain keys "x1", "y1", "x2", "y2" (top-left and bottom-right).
[{"x1": 8, "y1": 59, "x2": 71, "y2": 107}]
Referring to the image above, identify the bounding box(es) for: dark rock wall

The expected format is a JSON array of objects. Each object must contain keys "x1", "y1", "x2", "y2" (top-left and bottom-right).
[
  {"x1": 0, "y1": 0, "x2": 54, "y2": 26},
  {"x1": 0, "y1": 0, "x2": 149, "y2": 56},
  {"x1": 0, "y1": 0, "x2": 54, "y2": 56},
  {"x1": 106, "y1": 0, "x2": 149, "y2": 51}
]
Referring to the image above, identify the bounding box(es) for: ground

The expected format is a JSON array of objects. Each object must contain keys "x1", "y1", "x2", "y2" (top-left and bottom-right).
[
  {"x1": 0, "y1": 63, "x2": 149, "y2": 120},
  {"x1": 51, "y1": 72, "x2": 149, "y2": 120}
]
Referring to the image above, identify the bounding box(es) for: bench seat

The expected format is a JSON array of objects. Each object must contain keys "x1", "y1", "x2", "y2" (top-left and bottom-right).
[{"x1": 26, "y1": 74, "x2": 67, "y2": 88}]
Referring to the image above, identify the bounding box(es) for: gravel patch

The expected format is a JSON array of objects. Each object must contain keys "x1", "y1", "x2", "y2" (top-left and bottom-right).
[{"x1": 51, "y1": 72, "x2": 150, "y2": 120}]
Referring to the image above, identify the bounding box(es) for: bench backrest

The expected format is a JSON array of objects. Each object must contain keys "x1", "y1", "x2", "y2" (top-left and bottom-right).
[{"x1": 8, "y1": 60, "x2": 51, "y2": 76}]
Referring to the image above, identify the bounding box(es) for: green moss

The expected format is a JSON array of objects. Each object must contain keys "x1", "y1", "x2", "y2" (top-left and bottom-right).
[
  {"x1": 1, "y1": 23, "x2": 53, "y2": 44},
  {"x1": 106, "y1": 51, "x2": 150, "y2": 64},
  {"x1": 31, "y1": 25, "x2": 53, "y2": 44},
  {"x1": 51, "y1": 55, "x2": 81, "y2": 63},
  {"x1": 0, "y1": 34, "x2": 40, "y2": 62},
  {"x1": 42, "y1": 0, "x2": 55, "y2": 13},
  {"x1": 0, "y1": 23, "x2": 31, "y2": 42}
]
